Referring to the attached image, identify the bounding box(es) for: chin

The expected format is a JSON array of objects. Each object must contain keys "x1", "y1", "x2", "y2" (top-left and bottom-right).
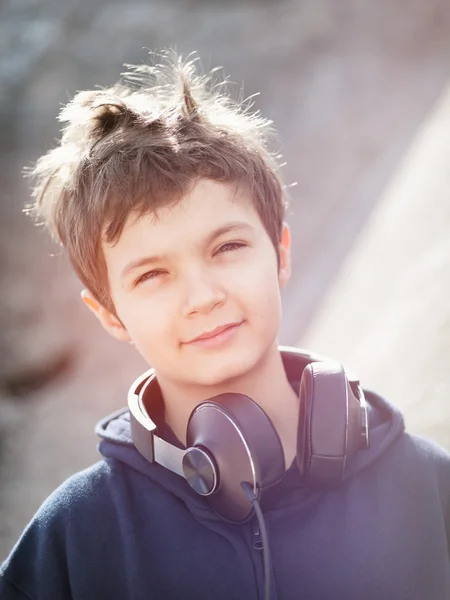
[{"x1": 188, "y1": 348, "x2": 262, "y2": 389}]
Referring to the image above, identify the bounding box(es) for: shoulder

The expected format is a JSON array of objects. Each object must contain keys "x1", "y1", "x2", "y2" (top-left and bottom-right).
[
  {"x1": 400, "y1": 432, "x2": 450, "y2": 468},
  {"x1": 0, "y1": 459, "x2": 121, "y2": 598},
  {"x1": 28, "y1": 459, "x2": 116, "y2": 525},
  {"x1": 389, "y1": 432, "x2": 450, "y2": 498},
  {"x1": 1, "y1": 459, "x2": 116, "y2": 548}
]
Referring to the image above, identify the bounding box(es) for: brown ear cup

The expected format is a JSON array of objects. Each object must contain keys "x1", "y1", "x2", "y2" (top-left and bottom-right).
[
  {"x1": 297, "y1": 361, "x2": 364, "y2": 487},
  {"x1": 186, "y1": 393, "x2": 285, "y2": 523}
]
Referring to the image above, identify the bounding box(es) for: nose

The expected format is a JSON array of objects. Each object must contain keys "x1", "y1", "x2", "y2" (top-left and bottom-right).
[{"x1": 181, "y1": 267, "x2": 226, "y2": 316}]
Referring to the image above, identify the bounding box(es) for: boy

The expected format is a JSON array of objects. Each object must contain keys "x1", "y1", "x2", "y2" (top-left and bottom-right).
[{"x1": 1, "y1": 51, "x2": 449, "y2": 599}]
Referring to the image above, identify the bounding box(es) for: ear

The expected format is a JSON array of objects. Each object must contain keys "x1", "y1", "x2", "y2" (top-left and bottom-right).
[
  {"x1": 81, "y1": 289, "x2": 131, "y2": 342},
  {"x1": 278, "y1": 223, "x2": 291, "y2": 289}
]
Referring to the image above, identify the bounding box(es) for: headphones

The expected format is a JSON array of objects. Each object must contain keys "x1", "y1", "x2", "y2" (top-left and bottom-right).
[{"x1": 128, "y1": 347, "x2": 370, "y2": 523}]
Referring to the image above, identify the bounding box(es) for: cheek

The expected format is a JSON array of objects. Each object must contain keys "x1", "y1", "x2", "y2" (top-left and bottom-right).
[
  {"x1": 114, "y1": 295, "x2": 177, "y2": 357},
  {"x1": 235, "y1": 259, "x2": 282, "y2": 324}
]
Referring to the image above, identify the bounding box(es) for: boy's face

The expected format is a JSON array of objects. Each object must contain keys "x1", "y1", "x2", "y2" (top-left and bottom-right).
[{"x1": 83, "y1": 179, "x2": 291, "y2": 388}]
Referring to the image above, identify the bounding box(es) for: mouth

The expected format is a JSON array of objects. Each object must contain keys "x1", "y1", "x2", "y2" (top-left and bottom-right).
[{"x1": 185, "y1": 321, "x2": 243, "y2": 344}]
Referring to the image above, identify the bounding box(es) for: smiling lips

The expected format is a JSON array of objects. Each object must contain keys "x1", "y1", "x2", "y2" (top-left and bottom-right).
[{"x1": 186, "y1": 321, "x2": 243, "y2": 346}]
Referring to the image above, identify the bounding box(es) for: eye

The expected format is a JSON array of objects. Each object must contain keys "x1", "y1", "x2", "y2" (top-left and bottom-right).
[
  {"x1": 216, "y1": 242, "x2": 246, "y2": 255},
  {"x1": 134, "y1": 270, "x2": 166, "y2": 286}
]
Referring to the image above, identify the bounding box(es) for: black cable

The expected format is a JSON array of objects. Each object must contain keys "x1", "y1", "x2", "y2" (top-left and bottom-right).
[{"x1": 241, "y1": 482, "x2": 272, "y2": 600}]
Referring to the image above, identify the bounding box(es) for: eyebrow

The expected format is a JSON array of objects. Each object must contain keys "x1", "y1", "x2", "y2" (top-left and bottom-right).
[{"x1": 120, "y1": 221, "x2": 253, "y2": 281}]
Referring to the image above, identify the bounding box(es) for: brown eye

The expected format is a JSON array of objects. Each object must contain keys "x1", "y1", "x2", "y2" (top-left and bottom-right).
[
  {"x1": 135, "y1": 270, "x2": 165, "y2": 286},
  {"x1": 217, "y1": 242, "x2": 246, "y2": 254}
]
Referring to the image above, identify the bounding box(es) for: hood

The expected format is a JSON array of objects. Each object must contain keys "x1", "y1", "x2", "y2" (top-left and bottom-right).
[{"x1": 95, "y1": 347, "x2": 405, "y2": 522}]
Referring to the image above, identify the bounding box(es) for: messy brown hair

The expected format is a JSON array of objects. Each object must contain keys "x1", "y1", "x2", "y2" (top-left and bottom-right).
[{"x1": 27, "y1": 51, "x2": 287, "y2": 315}]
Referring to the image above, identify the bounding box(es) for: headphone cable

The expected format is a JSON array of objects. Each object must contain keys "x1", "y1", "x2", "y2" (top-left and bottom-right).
[{"x1": 241, "y1": 482, "x2": 272, "y2": 600}]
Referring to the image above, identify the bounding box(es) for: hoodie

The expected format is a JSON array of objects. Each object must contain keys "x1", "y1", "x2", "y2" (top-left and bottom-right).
[{"x1": 1, "y1": 348, "x2": 450, "y2": 599}]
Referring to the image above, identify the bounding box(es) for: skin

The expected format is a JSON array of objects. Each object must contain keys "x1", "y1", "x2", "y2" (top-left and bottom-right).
[{"x1": 83, "y1": 178, "x2": 300, "y2": 467}]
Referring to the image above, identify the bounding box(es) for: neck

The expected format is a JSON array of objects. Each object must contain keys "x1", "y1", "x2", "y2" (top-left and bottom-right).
[{"x1": 156, "y1": 343, "x2": 300, "y2": 468}]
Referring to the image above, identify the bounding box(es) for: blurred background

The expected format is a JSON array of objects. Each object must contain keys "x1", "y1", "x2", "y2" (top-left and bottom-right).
[{"x1": 1, "y1": 0, "x2": 450, "y2": 560}]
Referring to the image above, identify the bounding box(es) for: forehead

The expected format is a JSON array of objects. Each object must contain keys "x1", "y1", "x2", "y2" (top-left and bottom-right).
[{"x1": 103, "y1": 179, "x2": 261, "y2": 274}]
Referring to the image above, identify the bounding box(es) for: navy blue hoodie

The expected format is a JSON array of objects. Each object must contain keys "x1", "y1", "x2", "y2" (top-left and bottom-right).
[{"x1": 1, "y1": 348, "x2": 450, "y2": 599}]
